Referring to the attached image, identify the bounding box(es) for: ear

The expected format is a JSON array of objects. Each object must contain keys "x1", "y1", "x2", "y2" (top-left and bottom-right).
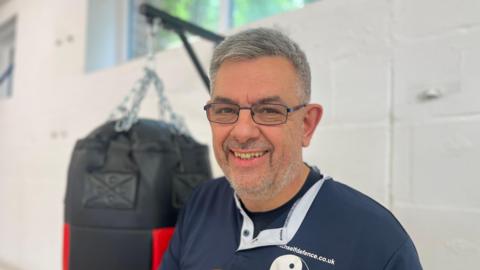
[{"x1": 302, "y1": 104, "x2": 323, "y2": 147}]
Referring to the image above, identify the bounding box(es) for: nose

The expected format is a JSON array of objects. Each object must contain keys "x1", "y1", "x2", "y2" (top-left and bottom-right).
[{"x1": 229, "y1": 109, "x2": 260, "y2": 144}]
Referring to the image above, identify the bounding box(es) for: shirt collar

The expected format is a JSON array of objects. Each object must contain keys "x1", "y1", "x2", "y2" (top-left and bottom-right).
[{"x1": 234, "y1": 171, "x2": 328, "y2": 251}]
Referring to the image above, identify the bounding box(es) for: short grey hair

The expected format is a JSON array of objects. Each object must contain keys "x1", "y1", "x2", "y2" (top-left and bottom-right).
[{"x1": 209, "y1": 27, "x2": 311, "y2": 103}]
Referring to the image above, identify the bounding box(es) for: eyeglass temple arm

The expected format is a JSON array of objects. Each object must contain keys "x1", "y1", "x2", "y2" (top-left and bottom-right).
[{"x1": 140, "y1": 3, "x2": 225, "y2": 92}]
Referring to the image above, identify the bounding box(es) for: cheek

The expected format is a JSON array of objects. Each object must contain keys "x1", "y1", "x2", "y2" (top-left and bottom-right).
[
  {"x1": 211, "y1": 126, "x2": 229, "y2": 154},
  {"x1": 275, "y1": 125, "x2": 303, "y2": 156}
]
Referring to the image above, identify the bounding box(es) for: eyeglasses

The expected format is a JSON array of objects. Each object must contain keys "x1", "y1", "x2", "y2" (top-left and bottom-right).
[{"x1": 203, "y1": 102, "x2": 307, "y2": 125}]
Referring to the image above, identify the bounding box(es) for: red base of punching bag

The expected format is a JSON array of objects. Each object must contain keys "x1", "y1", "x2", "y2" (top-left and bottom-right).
[{"x1": 63, "y1": 223, "x2": 174, "y2": 270}]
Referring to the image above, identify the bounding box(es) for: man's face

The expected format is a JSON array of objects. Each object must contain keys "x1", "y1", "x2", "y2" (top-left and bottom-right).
[{"x1": 209, "y1": 56, "x2": 307, "y2": 201}]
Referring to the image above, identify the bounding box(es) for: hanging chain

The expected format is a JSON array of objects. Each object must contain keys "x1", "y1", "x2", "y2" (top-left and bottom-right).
[{"x1": 108, "y1": 19, "x2": 190, "y2": 135}]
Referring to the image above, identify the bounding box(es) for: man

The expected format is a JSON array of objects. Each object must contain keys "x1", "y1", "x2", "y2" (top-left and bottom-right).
[{"x1": 160, "y1": 28, "x2": 422, "y2": 270}]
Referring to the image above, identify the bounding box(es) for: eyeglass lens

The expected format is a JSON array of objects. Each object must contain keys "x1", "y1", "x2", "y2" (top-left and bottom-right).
[{"x1": 206, "y1": 103, "x2": 288, "y2": 124}]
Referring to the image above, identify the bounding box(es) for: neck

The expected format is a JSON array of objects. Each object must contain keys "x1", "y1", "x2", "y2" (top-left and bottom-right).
[{"x1": 240, "y1": 163, "x2": 310, "y2": 212}]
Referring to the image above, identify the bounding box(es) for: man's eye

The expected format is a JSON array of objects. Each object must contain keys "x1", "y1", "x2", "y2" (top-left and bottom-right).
[
  {"x1": 215, "y1": 107, "x2": 236, "y2": 114},
  {"x1": 257, "y1": 105, "x2": 283, "y2": 115}
]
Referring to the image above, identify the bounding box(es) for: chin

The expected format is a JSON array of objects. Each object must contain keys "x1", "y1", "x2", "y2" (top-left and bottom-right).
[{"x1": 227, "y1": 174, "x2": 276, "y2": 201}]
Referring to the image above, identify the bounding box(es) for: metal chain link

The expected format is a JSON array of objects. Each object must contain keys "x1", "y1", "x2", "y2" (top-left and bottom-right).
[{"x1": 108, "y1": 19, "x2": 190, "y2": 135}]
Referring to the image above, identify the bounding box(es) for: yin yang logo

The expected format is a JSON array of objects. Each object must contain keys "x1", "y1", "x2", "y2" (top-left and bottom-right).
[{"x1": 269, "y1": 254, "x2": 309, "y2": 270}]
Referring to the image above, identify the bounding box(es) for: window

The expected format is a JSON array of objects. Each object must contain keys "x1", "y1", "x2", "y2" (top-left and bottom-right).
[
  {"x1": 230, "y1": 0, "x2": 319, "y2": 27},
  {"x1": 128, "y1": 0, "x2": 221, "y2": 60},
  {"x1": 0, "y1": 16, "x2": 15, "y2": 99},
  {"x1": 86, "y1": 0, "x2": 319, "y2": 72}
]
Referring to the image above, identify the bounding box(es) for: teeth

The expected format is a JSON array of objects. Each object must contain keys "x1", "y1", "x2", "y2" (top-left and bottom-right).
[{"x1": 233, "y1": 151, "x2": 265, "y2": 160}]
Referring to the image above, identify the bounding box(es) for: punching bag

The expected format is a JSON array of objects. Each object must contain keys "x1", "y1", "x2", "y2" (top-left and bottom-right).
[
  {"x1": 63, "y1": 33, "x2": 212, "y2": 269},
  {"x1": 63, "y1": 119, "x2": 211, "y2": 270}
]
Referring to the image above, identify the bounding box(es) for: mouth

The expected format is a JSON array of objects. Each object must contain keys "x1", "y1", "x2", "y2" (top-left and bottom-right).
[{"x1": 232, "y1": 150, "x2": 268, "y2": 160}]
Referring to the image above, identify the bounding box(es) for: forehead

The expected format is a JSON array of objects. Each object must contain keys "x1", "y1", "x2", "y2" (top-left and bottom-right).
[{"x1": 212, "y1": 56, "x2": 300, "y2": 104}]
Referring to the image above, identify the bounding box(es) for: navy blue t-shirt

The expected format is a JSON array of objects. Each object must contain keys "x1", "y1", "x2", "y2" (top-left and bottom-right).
[{"x1": 160, "y1": 169, "x2": 422, "y2": 270}]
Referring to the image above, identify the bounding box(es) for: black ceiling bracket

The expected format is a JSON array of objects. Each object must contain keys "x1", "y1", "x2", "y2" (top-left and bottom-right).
[{"x1": 140, "y1": 3, "x2": 225, "y2": 92}]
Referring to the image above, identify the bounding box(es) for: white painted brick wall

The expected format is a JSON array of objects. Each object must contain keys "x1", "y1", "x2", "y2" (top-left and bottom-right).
[
  {"x1": 391, "y1": 0, "x2": 480, "y2": 269},
  {"x1": 394, "y1": 119, "x2": 480, "y2": 207},
  {"x1": 393, "y1": 0, "x2": 480, "y2": 38},
  {"x1": 329, "y1": 54, "x2": 391, "y2": 124},
  {"x1": 0, "y1": 0, "x2": 479, "y2": 269},
  {"x1": 395, "y1": 205, "x2": 480, "y2": 269},
  {"x1": 393, "y1": 31, "x2": 480, "y2": 120},
  {"x1": 305, "y1": 124, "x2": 390, "y2": 205}
]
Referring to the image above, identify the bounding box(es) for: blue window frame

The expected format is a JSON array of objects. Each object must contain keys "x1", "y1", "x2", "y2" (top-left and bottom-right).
[{"x1": 0, "y1": 16, "x2": 15, "y2": 99}]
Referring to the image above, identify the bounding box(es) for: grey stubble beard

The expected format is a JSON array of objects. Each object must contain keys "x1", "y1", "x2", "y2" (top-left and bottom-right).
[{"x1": 224, "y1": 152, "x2": 301, "y2": 203}]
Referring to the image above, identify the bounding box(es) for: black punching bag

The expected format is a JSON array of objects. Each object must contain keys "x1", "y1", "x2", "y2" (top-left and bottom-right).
[{"x1": 63, "y1": 119, "x2": 211, "y2": 270}]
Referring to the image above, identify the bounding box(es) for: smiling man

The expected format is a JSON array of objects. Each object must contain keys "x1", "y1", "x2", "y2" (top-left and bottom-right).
[{"x1": 160, "y1": 28, "x2": 422, "y2": 270}]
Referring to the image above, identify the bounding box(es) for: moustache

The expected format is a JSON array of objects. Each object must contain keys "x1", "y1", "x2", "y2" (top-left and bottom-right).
[{"x1": 222, "y1": 137, "x2": 273, "y2": 152}]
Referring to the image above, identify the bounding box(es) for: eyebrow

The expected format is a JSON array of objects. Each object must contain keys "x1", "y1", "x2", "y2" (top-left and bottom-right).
[
  {"x1": 211, "y1": 96, "x2": 237, "y2": 104},
  {"x1": 211, "y1": 95, "x2": 286, "y2": 105},
  {"x1": 256, "y1": 96, "x2": 285, "y2": 104}
]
